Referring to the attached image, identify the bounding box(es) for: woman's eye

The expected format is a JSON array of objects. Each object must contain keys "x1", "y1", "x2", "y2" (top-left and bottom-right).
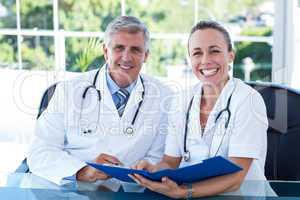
[{"x1": 193, "y1": 52, "x2": 201, "y2": 56}]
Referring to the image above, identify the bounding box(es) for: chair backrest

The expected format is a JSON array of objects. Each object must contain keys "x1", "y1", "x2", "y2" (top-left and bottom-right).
[
  {"x1": 15, "y1": 83, "x2": 58, "y2": 173},
  {"x1": 246, "y1": 81, "x2": 300, "y2": 180},
  {"x1": 36, "y1": 83, "x2": 58, "y2": 119}
]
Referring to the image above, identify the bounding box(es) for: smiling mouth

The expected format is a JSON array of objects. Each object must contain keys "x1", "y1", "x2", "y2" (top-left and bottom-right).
[
  {"x1": 118, "y1": 63, "x2": 134, "y2": 70},
  {"x1": 200, "y1": 68, "x2": 219, "y2": 77}
]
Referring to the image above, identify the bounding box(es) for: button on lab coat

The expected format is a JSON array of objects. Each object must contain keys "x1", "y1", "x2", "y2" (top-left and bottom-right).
[{"x1": 27, "y1": 68, "x2": 173, "y2": 185}]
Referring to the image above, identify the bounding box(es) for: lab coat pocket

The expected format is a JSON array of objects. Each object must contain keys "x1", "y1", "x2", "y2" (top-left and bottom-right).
[{"x1": 65, "y1": 115, "x2": 102, "y2": 149}]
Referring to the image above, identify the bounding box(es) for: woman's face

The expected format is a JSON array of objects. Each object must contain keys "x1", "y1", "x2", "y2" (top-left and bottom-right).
[{"x1": 188, "y1": 28, "x2": 235, "y2": 88}]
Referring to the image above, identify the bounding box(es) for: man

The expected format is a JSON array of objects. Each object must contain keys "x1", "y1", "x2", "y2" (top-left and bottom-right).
[{"x1": 27, "y1": 16, "x2": 172, "y2": 185}]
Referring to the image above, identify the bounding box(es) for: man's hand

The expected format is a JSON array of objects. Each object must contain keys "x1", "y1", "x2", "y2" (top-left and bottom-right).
[
  {"x1": 76, "y1": 165, "x2": 110, "y2": 182},
  {"x1": 76, "y1": 153, "x2": 122, "y2": 182},
  {"x1": 132, "y1": 160, "x2": 158, "y2": 172},
  {"x1": 94, "y1": 153, "x2": 123, "y2": 166}
]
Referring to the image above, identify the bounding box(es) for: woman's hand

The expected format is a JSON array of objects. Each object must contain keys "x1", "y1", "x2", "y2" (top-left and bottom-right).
[{"x1": 129, "y1": 174, "x2": 187, "y2": 199}]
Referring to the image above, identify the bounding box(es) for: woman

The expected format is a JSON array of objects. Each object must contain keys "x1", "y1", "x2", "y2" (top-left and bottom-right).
[{"x1": 130, "y1": 20, "x2": 269, "y2": 198}]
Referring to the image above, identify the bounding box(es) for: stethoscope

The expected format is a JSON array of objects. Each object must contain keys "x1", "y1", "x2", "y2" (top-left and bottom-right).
[
  {"x1": 79, "y1": 69, "x2": 145, "y2": 135},
  {"x1": 183, "y1": 82, "x2": 236, "y2": 162}
]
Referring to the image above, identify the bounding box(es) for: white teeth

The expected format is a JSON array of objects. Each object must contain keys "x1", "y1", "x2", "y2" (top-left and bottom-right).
[
  {"x1": 119, "y1": 65, "x2": 132, "y2": 70},
  {"x1": 201, "y1": 68, "x2": 218, "y2": 76}
]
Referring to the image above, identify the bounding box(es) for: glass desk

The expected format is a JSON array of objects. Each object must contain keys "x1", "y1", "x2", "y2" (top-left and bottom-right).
[{"x1": 1, "y1": 173, "x2": 300, "y2": 199}]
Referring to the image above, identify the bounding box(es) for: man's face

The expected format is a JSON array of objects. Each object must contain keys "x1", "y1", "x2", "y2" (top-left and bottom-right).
[{"x1": 103, "y1": 31, "x2": 149, "y2": 87}]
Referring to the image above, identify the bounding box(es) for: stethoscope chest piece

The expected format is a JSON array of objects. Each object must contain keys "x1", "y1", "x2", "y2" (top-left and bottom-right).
[
  {"x1": 79, "y1": 69, "x2": 145, "y2": 136},
  {"x1": 183, "y1": 151, "x2": 190, "y2": 162},
  {"x1": 124, "y1": 126, "x2": 134, "y2": 135}
]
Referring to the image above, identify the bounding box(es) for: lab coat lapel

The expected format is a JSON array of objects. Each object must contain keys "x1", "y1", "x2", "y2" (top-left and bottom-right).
[
  {"x1": 94, "y1": 67, "x2": 144, "y2": 126},
  {"x1": 122, "y1": 76, "x2": 144, "y2": 118},
  {"x1": 95, "y1": 67, "x2": 119, "y2": 114},
  {"x1": 189, "y1": 84, "x2": 203, "y2": 137}
]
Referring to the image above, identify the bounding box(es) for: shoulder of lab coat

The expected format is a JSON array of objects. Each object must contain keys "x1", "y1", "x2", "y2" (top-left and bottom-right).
[
  {"x1": 27, "y1": 70, "x2": 97, "y2": 185},
  {"x1": 139, "y1": 73, "x2": 174, "y2": 164},
  {"x1": 228, "y1": 78, "x2": 268, "y2": 160},
  {"x1": 164, "y1": 83, "x2": 198, "y2": 158}
]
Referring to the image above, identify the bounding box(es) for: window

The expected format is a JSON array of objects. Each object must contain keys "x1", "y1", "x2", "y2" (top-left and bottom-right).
[
  {"x1": 21, "y1": 36, "x2": 54, "y2": 70},
  {"x1": 0, "y1": 35, "x2": 17, "y2": 68},
  {"x1": 58, "y1": 1, "x2": 121, "y2": 32},
  {"x1": 20, "y1": 0, "x2": 53, "y2": 29},
  {"x1": 0, "y1": 0, "x2": 274, "y2": 82},
  {"x1": 0, "y1": 0, "x2": 16, "y2": 29}
]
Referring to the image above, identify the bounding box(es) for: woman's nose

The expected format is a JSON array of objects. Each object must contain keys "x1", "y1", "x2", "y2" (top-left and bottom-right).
[{"x1": 200, "y1": 52, "x2": 210, "y2": 64}]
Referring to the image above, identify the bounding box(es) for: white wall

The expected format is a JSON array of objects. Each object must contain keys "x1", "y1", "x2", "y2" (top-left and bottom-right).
[{"x1": 0, "y1": 69, "x2": 78, "y2": 172}]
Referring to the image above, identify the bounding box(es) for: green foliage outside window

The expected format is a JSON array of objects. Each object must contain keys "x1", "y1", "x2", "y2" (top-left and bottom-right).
[
  {"x1": 147, "y1": 40, "x2": 186, "y2": 77},
  {"x1": 0, "y1": 0, "x2": 273, "y2": 81},
  {"x1": 73, "y1": 37, "x2": 104, "y2": 72},
  {"x1": 21, "y1": 36, "x2": 54, "y2": 70},
  {"x1": 59, "y1": 0, "x2": 121, "y2": 32},
  {"x1": 0, "y1": 0, "x2": 16, "y2": 28},
  {"x1": 20, "y1": 0, "x2": 53, "y2": 29},
  {"x1": 234, "y1": 26, "x2": 272, "y2": 81},
  {"x1": 126, "y1": 0, "x2": 194, "y2": 33},
  {"x1": 0, "y1": 35, "x2": 17, "y2": 68}
]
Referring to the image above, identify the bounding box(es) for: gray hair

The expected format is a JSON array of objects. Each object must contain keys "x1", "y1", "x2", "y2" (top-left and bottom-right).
[
  {"x1": 188, "y1": 20, "x2": 233, "y2": 53},
  {"x1": 104, "y1": 16, "x2": 150, "y2": 51}
]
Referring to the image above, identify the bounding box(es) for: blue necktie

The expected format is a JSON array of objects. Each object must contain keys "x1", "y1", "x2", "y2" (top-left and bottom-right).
[{"x1": 115, "y1": 89, "x2": 129, "y2": 116}]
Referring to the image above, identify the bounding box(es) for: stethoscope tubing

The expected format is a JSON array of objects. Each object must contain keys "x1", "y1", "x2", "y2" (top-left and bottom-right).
[
  {"x1": 183, "y1": 81, "x2": 236, "y2": 161},
  {"x1": 79, "y1": 69, "x2": 145, "y2": 135}
]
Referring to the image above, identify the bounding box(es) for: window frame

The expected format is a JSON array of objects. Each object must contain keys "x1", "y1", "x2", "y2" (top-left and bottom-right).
[{"x1": 0, "y1": 0, "x2": 280, "y2": 82}]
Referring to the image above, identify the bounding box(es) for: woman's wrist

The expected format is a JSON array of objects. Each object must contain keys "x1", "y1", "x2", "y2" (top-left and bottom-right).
[{"x1": 179, "y1": 183, "x2": 193, "y2": 199}]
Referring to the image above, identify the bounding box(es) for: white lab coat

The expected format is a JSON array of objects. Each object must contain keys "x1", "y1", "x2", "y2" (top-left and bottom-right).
[
  {"x1": 27, "y1": 68, "x2": 173, "y2": 185},
  {"x1": 165, "y1": 78, "x2": 268, "y2": 181}
]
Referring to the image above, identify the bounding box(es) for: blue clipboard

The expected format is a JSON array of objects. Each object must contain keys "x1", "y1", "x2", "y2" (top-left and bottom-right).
[{"x1": 87, "y1": 156, "x2": 242, "y2": 184}]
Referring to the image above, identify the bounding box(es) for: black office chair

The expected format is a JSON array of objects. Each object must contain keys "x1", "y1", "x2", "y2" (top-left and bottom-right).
[
  {"x1": 15, "y1": 83, "x2": 58, "y2": 173},
  {"x1": 36, "y1": 83, "x2": 58, "y2": 120},
  {"x1": 246, "y1": 81, "x2": 300, "y2": 180}
]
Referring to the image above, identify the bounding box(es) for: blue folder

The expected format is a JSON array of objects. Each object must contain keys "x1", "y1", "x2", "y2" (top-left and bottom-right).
[{"x1": 87, "y1": 156, "x2": 242, "y2": 184}]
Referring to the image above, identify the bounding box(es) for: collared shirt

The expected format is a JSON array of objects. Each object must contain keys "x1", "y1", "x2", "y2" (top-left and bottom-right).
[{"x1": 105, "y1": 67, "x2": 137, "y2": 107}]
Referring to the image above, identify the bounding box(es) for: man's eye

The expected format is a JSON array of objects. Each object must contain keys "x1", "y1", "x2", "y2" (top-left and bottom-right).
[
  {"x1": 132, "y1": 47, "x2": 143, "y2": 53},
  {"x1": 211, "y1": 49, "x2": 221, "y2": 53},
  {"x1": 114, "y1": 46, "x2": 124, "y2": 51}
]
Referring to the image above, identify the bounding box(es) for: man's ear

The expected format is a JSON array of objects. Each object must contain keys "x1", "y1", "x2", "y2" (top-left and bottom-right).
[
  {"x1": 103, "y1": 44, "x2": 108, "y2": 61},
  {"x1": 143, "y1": 50, "x2": 150, "y2": 63}
]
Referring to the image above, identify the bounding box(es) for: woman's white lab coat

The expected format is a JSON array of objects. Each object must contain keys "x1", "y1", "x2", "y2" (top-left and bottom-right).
[
  {"x1": 27, "y1": 68, "x2": 173, "y2": 185},
  {"x1": 165, "y1": 78, "x2": 268, "y2": 181}
]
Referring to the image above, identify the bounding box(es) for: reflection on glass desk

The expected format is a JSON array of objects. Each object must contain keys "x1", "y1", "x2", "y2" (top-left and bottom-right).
[{"x1": 1, "y1": 173, "x2": 300, "y2": 199}]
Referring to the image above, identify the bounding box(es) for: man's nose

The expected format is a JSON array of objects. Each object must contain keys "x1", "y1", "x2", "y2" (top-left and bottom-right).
[{"x1": 121, "y1": 49, "x2": 131, "y2": 61}]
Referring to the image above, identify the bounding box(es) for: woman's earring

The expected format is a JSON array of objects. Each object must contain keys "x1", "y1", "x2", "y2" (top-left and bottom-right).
[{"x1": 228, "y1": 64, "x2": 232, "y2": 71}]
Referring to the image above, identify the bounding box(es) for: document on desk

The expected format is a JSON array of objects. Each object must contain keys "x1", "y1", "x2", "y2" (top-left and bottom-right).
[{"x1": 87, "y1": 156, "x2": 242, "y2": 184}]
